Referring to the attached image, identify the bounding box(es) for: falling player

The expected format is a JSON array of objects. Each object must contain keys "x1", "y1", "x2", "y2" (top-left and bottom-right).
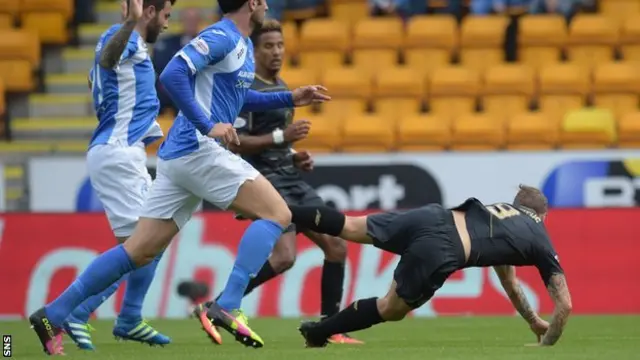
[
  {"x1": 64, "y1": 0, "x2": 174, "y2": 352},
  {"x1": 28, "y1": 0, "x2": 330, "y2": 355},
  {"x1": 287, "y1": 185, "x2": 572, "y2": 347},
  {"x1": 194, "y1": 19, "x2": 362, "y2": 345}
]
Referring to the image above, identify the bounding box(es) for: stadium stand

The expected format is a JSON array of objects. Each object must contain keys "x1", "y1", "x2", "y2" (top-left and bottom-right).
[{"x1": 0, "y1": 0, "x2": 639, "y2": 210}]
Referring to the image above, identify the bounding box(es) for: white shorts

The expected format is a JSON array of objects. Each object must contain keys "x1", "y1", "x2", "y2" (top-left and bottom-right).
[
  {"x1": 86, "y1": 142, "x2": 152, "y2": 238},
  {"x1": 141, "y1": 141, "x2": 260, "y2": 229}
]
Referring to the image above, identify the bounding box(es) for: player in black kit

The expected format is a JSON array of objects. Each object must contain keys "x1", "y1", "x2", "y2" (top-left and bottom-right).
[
  {"x1": 194, "y1": 19, "x2": 362, "y2": 344},
  {"x1": 287, "y1": 185, "x2": 572, "y2": 347}
]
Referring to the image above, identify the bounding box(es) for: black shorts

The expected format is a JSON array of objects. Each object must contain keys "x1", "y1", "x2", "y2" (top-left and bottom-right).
[
  {"x1": 366, "y1": 204, "x2": 466, "y2": 308},
  {"x1": 235, "y1": 180, "x2": 324, "y2": 233}
]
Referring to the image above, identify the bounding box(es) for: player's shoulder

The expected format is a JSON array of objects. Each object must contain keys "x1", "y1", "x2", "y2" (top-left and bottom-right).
[{"x1": 193, "y1": 24, "x2": 236, "y2": 53}]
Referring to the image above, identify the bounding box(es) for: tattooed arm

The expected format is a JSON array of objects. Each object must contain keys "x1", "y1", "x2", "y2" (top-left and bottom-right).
[
  {"x1": 99, "y1": 19, "x2": 137, "y2": 69},
  {"x1": 540, "y1": 273, "x2": 572, "y2": 346},
  {"x1": 494, "y1": 265, "x2": 539, "y2": 323}
]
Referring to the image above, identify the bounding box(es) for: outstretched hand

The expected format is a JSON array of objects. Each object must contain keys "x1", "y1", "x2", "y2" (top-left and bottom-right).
[{"x1": 292, "y1": 85, "x2": 331, "y2": 107}]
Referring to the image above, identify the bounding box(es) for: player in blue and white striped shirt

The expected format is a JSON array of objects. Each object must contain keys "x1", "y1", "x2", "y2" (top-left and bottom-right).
[
  {"x1": 28, "y1": 0, "x2": 330, "y2": 354},
  {"x1": 29, "y1": 0, "x2": 174, "y2": 355}
]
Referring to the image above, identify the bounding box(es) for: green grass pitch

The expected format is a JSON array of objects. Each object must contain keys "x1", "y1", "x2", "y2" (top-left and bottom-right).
[{"x1": 1, "y1": 316, "x2": 639, "y2": 359}]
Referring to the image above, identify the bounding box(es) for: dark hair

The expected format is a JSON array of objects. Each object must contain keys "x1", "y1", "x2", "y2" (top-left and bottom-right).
[
  {"x1": 126, "y1": 0, "x2": 176, "y2": 15},
  {"x1": 250, "y1": 19, "x2": 282, "y2": 45},
  {"x1": 513, "y1": 184, "x2": 548, "y2": 216},
  {"x1": 218, "y1": 0, "x2": 249, "y2": 14}
]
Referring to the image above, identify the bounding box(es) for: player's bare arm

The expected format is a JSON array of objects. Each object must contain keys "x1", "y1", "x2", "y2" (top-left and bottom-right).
[
  {"x1": 494, "y1": 265, "x2": 538, "y2": 323},
  {"x1": 540, "y1": 273, "x2": 572, "y2": 346},
  {"x1": 99, "y1": 0, "x2": 142, "y2": 69},
  {"x1": 229, "y1": 119, "x2": 311, "y2": 154}
]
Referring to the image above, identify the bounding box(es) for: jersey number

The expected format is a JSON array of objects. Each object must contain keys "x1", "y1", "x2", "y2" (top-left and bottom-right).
[{"x1": 486, "y1": 203, "x2": 520, "y2": 220}]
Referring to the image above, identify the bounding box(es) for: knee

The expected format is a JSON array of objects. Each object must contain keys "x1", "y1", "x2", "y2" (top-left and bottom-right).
[
  {"x1": 376, "y1": 297, "x2": 409, "y2": 322},
  {"x1": 122, "y1": 239, "x2": 155, "y2": 267},
  {"x1": 322, "y1": 236, "x2": 347, "y2": 262},
  {"x1": 266, "y1": 203, "x2": 292, "y2": 229},
  {"x1": 270, "y1": 242, "x2": 296, "y2": 273}
]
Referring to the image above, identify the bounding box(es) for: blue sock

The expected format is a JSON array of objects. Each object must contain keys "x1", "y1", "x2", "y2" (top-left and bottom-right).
[
  {"x1": 118, "y1": 253, "x2": 163, "y2": 323},
  {"x1": 45, "y1": 245, "x2": 136, "y2": 327},
  {"x1": 218, "y1": 219, "x2": 283, "y2": 311},
  {"x1": 67, "y1": 274, "x2": 128, "y2": 323}
]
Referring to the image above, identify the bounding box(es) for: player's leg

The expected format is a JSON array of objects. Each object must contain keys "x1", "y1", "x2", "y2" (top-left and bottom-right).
[
  {"x1": 29, "y1": 162, "x2": 197, "y2": 355},
  {"x1": 288, "y1": 204, "x2": 373, "y2": 243}
]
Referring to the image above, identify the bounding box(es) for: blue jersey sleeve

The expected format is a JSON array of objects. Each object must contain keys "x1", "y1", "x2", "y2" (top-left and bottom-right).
[
  {"x1": 176, "y1": 29, "x2": 232, "y2": 74},
  {"x1": 242, "y1": 89, "x2": 294, "y2": 112}
]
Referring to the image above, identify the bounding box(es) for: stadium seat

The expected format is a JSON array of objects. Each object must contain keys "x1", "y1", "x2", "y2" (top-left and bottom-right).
[
  {"x1": 567, "y1": 15, "x2": 618, "y2": 70},
  {"x1": 352, "y1": 49, "x2": 399, "y2": 78},
  {"x1": 601, "y1": 0, "x2": 640, "y2": 23},
  {"x1": 560, "y1": 108, "x2": 616, "y2": 149},
  {"x1": 375, "y1": 98, "x2": 422, "y2": 120},
  {"x1": 451, "y1": 114, "x2": 504, "y2": 150},
  {"x1": 341, "y1": 114, "x2": 395, "y2": 152},
  {"x1": 298, "y1": 19, "x2": 349, "y2": 75},
  {"x1": 281, "y1": 22, "x2": 298, "y2": 57},
  {"x1": 21, "y1": 12, "x2": 69, "y2": 45},
  {"x1": 21, "y1": 0, "x2": 74, "y2": 20},
  {"x1": 284, "y1": 7, "x2": 321, "y2": 22},
  {"x1": 518, "y1": 15, "x2": 566, "y2": 70},
  {"x1": 293, "y1": 105, "x2": 313, "y2": 119},
  {"x1": 459, "y1": 16, "x2": 509, "y2": 73},
  {"x1": 374, "y1": 66, "x2": 425, "y2": 99},
  {"x1": 279, "y1": 67, "x2": 317, "y2": 90},
  {"x1": 318, "y1": 99, "x2": 367, "y2": 120},
  {"x1": 592, "y1": 62, "x2": 640, "y2": 119},
  {"x1": 0, "y1": 13, "x2": 12, "y2": 28},
  {"x1": 620, "y1": 16, "x2": 640, "y2": 62},
  {"x1": 538, "y1": 63, "x2": 589, "y2": 124},
  {"x1": 404, "y1": 15, "x2": 457, "y2": 76},
  {"x1": 618, "y1": 112, "x2": 640, "y2": 148},
  {"x1": 506, "y1": 112, "x2": 557, "y2": 150},
  {"x1": 0, "y1": 78, "x2": 5, "y2": 116},
  {"x1": 482, "y1": 64, "x2": 535, "y2": 123},
  {"x1": 429, "y1": 66, "x2": 480, "y2": 121},
  {"x1": 0, "y1": 0, "x2": 19, "y2": 17},
  {"x1": 296, "y1": 114, "x2": 341, "y2": 153},
  {"x1": 330, "y1": 1, "x2": 369, "y2": 24},
  {"x1": 321, "y1": 67, "x2": 372, "y2": 99},
  {"x1": 0, "y1": 60, "x2": 35, "y2": 91},
  {"x1": 0, "y1": 30, "x2": 40, "y2": 68},
  {"x1": 351, "y1": 18, "x2": 403, "y2": 76},
  {"x1": 397, "y1": 115, "x2": 451, "y2": 151}
]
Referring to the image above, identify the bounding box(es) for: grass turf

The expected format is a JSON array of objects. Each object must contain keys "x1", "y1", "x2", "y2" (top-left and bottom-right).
[{"x1": 1, "y1": 316, "x2": 638, "y2": 359}]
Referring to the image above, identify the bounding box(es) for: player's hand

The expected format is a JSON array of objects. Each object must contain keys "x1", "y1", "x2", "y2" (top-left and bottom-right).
[
  {"x1": 127, "y1": 0, "x2": 144, "y2": 21},
  {"x1": 292, "y1": 85, "x2": 331, "y2": 107},
  {"x1": 293, "y1": 150, "x2": 314, "y2": 172},
  {"x1": 284, "y1": 120, "x2": 311, "y2": 143},
  {"x1": 208, "y1": 123, "x2": 240, "y2": 145},
  {"x1": 525, "y1": 316, "x2": 549, "y2": 345}
]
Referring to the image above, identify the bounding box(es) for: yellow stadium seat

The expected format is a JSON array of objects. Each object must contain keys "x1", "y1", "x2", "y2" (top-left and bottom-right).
[
  {"x1": 560, "y1": 108, "x2": 616, "y2": 149},
  {"x1": 538, "y1": 63, "x2": 589, "y2": 123},
  {"x1": 341, "y1": 114, "x2": 395, "y2": 152},
  {"x1": 404, "y1": 15, "x2": 457, "y2": 76},
  {"x1": 284, "y1": 6, "x2": 321, "y2": 22},
  {"x1": 459, "y1": 16, "x2": 509, "y2": 73},
  {"x1": 279, "y1": 67, "x2": 317, "y2": 90},
  {"x1": 567, "y1": 15, "x2": 618, "y2": 70},
  {"x1": 0, "y1": 13, "x2": 12, "y2": 28},
  {"x1": 592, "y1": 62, "x2": 640, "y2": 119},
  {"x1": 293, "y1": 105, "x2": 313, "y2": 120},
  {"x1": 375, "y1": 98, "x2": 422, "y2": 120},
  {"x1": 601, "y1": 0, "x2": 640, "y2": 23},
  {"x1": 21, "y1": 0, "x2": 74, "y2": 20},
  {"x1": 621, "y1": 16, "x2": 640, "y2": 62},
  {"x1": 518, "y1": 15, "x2": 566, "y2": 69},
  {"x1": 0, "y1": 60, "x2": 34, "y2": 91},
  {"x1": 318, "y1": 99, "x2": 367, "y2": 120},
  {"x1": 618, "y1": 112, "x2": 640, "y2": 148},
  {"x1": 482, "y1": 64, "x2": 535, "y2": 122},
  {"x1": 451, "y1": 114, "x2": 504, "y2": 150},
  {"x1": 296, "y1": 115, "x2": 341, "y2": 153},
  {"x1": 0, "y1": 0, "x2": 19, "y2": 17},
  {"x1": 351, "y1": 49, "x2": 398, "y2": 78},
  {"x1": 397, "y1": 115, "x2": 451, "y2": 151},
  {"x1": 298, "y1": 18, "x2": 349, "y2": 56},
  {"x1": 0, "y1": 30, "x2": 40, "y2": 68},
  {"x1": 281, "y1": 22, "x2": 298, "y2": 56},
  {"x1": 298, "y1": 51, "x2": 344, "y2": 77},
  {"x1": 0, "y1": 78, "x2": 5, "y2": 115},
  {"x1": 330, "y1": 2, "x2": 369, "y2": 24},
  {"x1": 374, "y1": 66, "x2": 425, "y2": 99},
  {"x1": 353, "y1": 17, "x2": 403, "y2": 50},
  {"x1": 321, "y1": 67, "x2": 372, "y2": 99},
  {"x1": 429, "y1": 66, "x2": 480, "y2": 120},
  {"x1": 22, "y1": 12, "x2": 69, "y2": 45},
  {"x1": 506, "y1": 112, "x2": 557, "y2": 150}
]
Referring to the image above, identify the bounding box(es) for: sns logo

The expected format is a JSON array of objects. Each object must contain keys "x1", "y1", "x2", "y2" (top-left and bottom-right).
[{"x1": 542, "y1": 159, "x2": 640, "y2": 207}]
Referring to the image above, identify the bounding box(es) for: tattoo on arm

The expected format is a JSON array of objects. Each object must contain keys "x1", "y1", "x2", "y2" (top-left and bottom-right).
[
  {"x1": 541, "y1": 274, "x2": 572, "y2": 346},
  {"x1": 494, "y1": 266, "x2": 538, "y2": 323},
  {"x1": 99, "y1": 20, "x2": 137, "y2": 69}
]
